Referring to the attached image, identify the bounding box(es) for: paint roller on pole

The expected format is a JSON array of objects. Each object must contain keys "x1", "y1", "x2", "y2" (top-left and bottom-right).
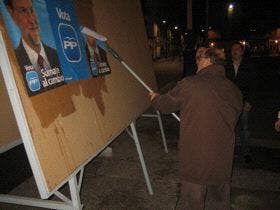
[{"x1": 80, "y1": 26, "x2": 180, "y2": 122}]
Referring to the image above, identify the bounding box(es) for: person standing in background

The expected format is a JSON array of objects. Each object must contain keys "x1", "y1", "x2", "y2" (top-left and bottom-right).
[{"x1": 225, "y1": 42, "x2": 258, "y2": 162}]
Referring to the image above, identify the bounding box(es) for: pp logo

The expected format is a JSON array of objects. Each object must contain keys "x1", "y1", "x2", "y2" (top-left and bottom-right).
[
  {"x1": 58, "y1": 23, "x2": 81, "y2": 62},
  {"x1": 26, "y1": 71, "x2": 41, "y2": 92}
]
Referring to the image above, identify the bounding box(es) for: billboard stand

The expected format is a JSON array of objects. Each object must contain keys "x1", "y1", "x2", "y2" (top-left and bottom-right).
[
  {"x1": 142, "y1": 110, "x2": 168, "y2": 153},
  {"x1": 126, "y1": 121, "x2": 154, "y2": 195},
  {"x1": 0, "y1": 29, "x2": 84, "y2": 210},
  {"x1": 0, "y1": 171, "x2": 83, "y2": 210},
  {"x1": 0, "y1": 27, "x2": 154, "y2": 208},
  {"x1": 0, "y1": 120, "x2": 154, "y2": 209}
]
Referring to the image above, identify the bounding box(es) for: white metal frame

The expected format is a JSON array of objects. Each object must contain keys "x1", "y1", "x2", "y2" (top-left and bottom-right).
[
  {"x1": 0, "y1": 31, "x2": 84, "y2": 209},
  {"x1": 0, "y1": 170, "x2": 83, "y2": 210},
  {"x1": 126, "y1": 122, "x2": 154, "y2": 195},
  {"x1": 0, "y1": 121, "x2": 155, "y2": 209},
  {"x1": 0, "y1": 31, "x2": 50, "y2": 197},
  {"x1": 0, "y1": 138, "x2": 22, "y2": 154},
  {"x1": 141, "y1": 110, "x2": 168, "y2": 153}
]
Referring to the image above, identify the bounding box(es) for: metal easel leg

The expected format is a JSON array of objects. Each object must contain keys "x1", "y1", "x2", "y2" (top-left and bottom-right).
[
  {"x1": 129, "y1": 122, "x2": 154, "y2": 195},
  {"x1": 141, "y1": 110, "x2": 168, "y2": 153},
  {"x1": 69, "y1": 175, "x2": 82, "y2": 210},
  {"x1": 156, "y1": 110, "x2": 168, "y2": 153},
  {"x1": 0, "y1": 194, "x2": 72, "y2": 210},
  {"x1": 0, "y1": 175, "x2": 83, "y2": 210},
  {"x1": 77, "y1": 168, "x2": 84, "y2": 192}
]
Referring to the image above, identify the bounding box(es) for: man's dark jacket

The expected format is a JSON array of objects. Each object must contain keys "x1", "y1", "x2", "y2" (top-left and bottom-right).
[
  {"x1": 152, "y1": 64, "x2": 243, "y2": 184},
  {"x1": 225, "y1": 59, "x2": 257, "y2": 104}
]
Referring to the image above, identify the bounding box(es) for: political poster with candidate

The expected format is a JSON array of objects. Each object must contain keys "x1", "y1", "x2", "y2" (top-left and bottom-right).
[
  {"x1": 45, "y1": 0, "x2": 91, "y2": 81},
  {"x1": 0, "y1": 0, "x2": 91, "y2": 96},
  {"x1": 83, "y1": 34, "x2": 111, "y2": 77}
]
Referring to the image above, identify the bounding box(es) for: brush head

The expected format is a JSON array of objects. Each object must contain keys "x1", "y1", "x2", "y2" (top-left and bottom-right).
[{"x1": 80, "y1": 26, "x2": 107, "y2": 42}]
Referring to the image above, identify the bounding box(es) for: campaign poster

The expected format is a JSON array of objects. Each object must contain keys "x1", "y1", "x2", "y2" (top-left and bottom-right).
[
  {"x1": 0, "y1": 0, "x2": 65, "y2": 96},
  {"x1": 84, "y1": 34, "x2": 111, "y2": 77},
  {"x1": 0, "y1": 0, "x2": 91, "y2": 96},
  {"x1": 45, "y1": 0, "x2": 91, "y2": 81}
]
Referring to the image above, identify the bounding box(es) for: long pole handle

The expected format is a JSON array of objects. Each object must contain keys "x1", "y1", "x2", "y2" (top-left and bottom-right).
[
  {"x1": 79, "y1": 27, "x2": 180, "y2": 122},
  {"x1": 121, "y1": 61, "x2": 153, "y2": 92},
  {"x1": 107, "y1": 45, "x2": 153, "y2": 92},
  {"x1": 107, "y1": 46, "x2": 180, "y2": 122}
]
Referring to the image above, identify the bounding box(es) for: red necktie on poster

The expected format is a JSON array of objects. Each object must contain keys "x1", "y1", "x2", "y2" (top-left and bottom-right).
[
  {"x1": 93, "y1": 48, "x2": 101, "y2": 63},
  {"x1": 37, "y1": 54, "x2": 45, "y2": 70}
]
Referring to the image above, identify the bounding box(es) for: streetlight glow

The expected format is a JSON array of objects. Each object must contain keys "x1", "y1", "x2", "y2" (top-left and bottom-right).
[
  {"x1": 162, "y1": 20, "x2": 166, "y2": 24},
  {"x1": 228, "y1": 3, "x2": 234, "y2": 14},
  {"x1": 174, "y1": 26, "x2": 178, "y2": 30}
]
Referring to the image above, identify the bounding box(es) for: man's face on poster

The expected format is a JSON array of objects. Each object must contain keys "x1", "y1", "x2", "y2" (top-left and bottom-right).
[
  {"x1": 8, "y1": 0, "x2": 40, "y2": 48},
  {"x1": 86, "y1": 35, "x2": 97, "y2": 48}
]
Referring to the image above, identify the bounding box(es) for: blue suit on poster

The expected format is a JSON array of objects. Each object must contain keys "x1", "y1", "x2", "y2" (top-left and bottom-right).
[{"x1": 45, "y1": 0, "x2": 91, "y2": 82}]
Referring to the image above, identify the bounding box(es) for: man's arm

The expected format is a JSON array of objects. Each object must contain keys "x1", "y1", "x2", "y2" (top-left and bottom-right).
[
  {"x1": 149, "y1": 80, "x2": 187, "y2": 114},
  {"x1": 150, "y1": 92, "x2": 181, "y2": 114}
]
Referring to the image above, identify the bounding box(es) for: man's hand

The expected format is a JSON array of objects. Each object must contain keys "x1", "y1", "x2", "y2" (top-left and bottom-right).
[
  {"x1": 243, "y1": 101, "x2": 252, "y2": 112},
  {"x1": 149, "y1": 91, "x2": 159, "y2": 101},
  {"x1": 275, "y1": 119, "x2": 280, "y2": 132}
]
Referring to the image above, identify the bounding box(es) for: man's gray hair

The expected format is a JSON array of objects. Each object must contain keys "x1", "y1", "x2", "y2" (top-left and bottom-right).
[{"x1": 204, "y1": 48, "x2": 226, "y2": 66}]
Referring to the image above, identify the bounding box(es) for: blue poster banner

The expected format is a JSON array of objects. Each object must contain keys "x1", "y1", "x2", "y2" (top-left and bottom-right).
[
  {"x1": 0, "y1": 0, "x2": 91, "y2": 96},
  {"x1": 45, "y1": 0, "x2": 91, "y2": 82}
]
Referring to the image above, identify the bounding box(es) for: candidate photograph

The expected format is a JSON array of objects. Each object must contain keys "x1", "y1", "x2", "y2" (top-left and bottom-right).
[{"x1": 2, "y1": 0, "x2": 64, "y2": 95}]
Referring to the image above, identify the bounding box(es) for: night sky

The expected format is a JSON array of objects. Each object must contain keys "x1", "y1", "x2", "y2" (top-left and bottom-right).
[
  {"x1": 206, "y1": 0, "x2": 280, "y2": 38},
  {"x1": 142, "y1": 0, "x2": 280, "y2": 39}
]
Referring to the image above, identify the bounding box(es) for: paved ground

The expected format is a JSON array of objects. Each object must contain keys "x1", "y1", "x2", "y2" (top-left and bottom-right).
[{"x1": 1, "y1": 57, "x2": 280, "y2": 210}]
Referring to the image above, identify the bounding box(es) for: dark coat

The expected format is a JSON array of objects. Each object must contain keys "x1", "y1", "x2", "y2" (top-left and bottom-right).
[
  {"x1": 14, "y1": 40, "x2": 64, "y2": 96},
  {"x1": 225, "y1": 59, "x2": 257, "y2": 104},
  {"x1": 152, "y1": 64, "x2": 242, "y2": 185}
]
